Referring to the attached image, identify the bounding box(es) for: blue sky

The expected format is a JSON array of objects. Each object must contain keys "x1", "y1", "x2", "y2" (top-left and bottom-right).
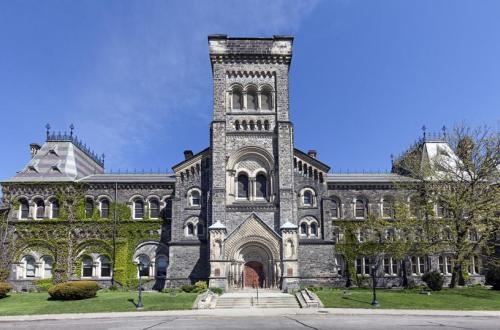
[{"x1": 1, "y1": 0, "x2": 499, "y2": 179}]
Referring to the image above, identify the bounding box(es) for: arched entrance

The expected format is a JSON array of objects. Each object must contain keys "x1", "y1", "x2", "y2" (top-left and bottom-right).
[{"x1": 244, "y1": 261, "x2": 264, "y2": 288}]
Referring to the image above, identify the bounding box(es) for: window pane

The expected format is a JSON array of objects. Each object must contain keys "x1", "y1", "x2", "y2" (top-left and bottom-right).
[
  {"x1": 20, "y1": 200, "x2": 29, "y2": 219},
  {"x1": 100, "y1": 257, "x2": 111, "y2": 277},
  {"x1": 261, "y1": 91, "x2": 272, "y2": 110},
  {"x1": 134, "y1": 200, "x2": 144, "y2": 219},
  {"x1": 43, "y1": 257, "x2": 53, "y2": 278},
  {"x1": 331, "y1": 201, "x2": 338, "y2": 218},
  {"x1": 355, "y1": 200, "x2": 365, "y2": 218},
  {"x1": 256, "y1": 174, "x2": 267, "y2": 198},
  {"x1": 300, "y1": 223, "x2": 307, "y2": 235},
  {"x1": 51, "y1": 200, "x2": 59, "y2": 218},
  {"x1": 232, "y1": 91, "x2": 242, "y2": 109},
  {"x1": 310, "y1": 223, "x2": 317, "y2": 236},
  {"x1": 150, "y1": 200, "x2": 159, "y2": 218},
  {"x1": 36, "y1": 200, "x2": 44, "y2": 218},
  {"x1": 82, "y1": 257, "x2": 93, "y2": 277},
  {"x1": 25, "y1": 256, "x2": 36, "y2": 277},
  {"x1": 139, "y1": 256, "x2": 150, "y2": 277},
  {"x1": 356, "y1": 259, "x2": 362, "y2": 275},
  {"x1": 101, "y1": 200, "x2": 109, "y2": 218},
  {"x1": 85, "y1": 199, "x2": 94, "y2": 218},
  {"x1": 187, "y1": 223, "x2": 194, "y2": 236},
  {"x1": 247, "y1": 92, "x2": 257, "y2": 110},
  {"x1": 191, "y1": 191, "x2": 201, "y2": 206},
  {"x1": 156, "y1": 257, "x2": 167, "y2": 277},
  {"x1": 304, "y1": 191, "x2": 312, "y2": 205},
  {"x1": 237, "y1": 174, "x2": 249, "y2": 198}
]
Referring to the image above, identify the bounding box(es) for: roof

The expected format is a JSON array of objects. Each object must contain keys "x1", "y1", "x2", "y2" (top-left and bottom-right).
[
  {"x1": 294, "y1": 148, "x2": 331, "y2": 172},
  {"x1": 280, "y1": 221, "x2": 298, "y2": 229},
  {"x1": 77, "y1": 173, "x2": 176, "y2": 183},
  {"x1": 171, "y1": 147, "x2": 210, "y2": 172},
  {"x1": 327, "y1": 173, "x2": 413, "y2": 183}
]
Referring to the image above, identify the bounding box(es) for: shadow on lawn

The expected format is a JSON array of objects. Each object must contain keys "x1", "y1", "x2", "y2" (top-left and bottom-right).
[
  {"x1": 128, "y1": 298, "x2": 140, "y2": 308},
  {"x1": 341, "y1": 296, "x2": 372, "y2": 306}
]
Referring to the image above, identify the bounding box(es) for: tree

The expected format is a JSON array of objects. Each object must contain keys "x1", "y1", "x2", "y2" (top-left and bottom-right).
[
  {"x1": 0, "y1": 205, "x2": 16, "y2": 281},
  {"x1": 393, "y1": 125, "x2": 500, "y2": 288}
]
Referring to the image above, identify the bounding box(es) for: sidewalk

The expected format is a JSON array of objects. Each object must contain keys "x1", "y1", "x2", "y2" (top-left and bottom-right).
[{"x1": 1, "y1": 308, "x2": 500, "y2": 322}]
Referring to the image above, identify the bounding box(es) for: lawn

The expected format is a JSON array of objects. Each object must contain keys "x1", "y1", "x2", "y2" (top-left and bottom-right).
[
  {"x1": 316, "y1": 287, "x2": 500, "y2": 310},
  {"x1": 0, "y1": 291, "x2": 198, "y2": 316}
]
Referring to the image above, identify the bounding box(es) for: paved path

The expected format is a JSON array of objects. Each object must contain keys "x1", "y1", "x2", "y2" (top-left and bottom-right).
[{"x1": 1, "y1": 309, "x2": 499, "y2": 329}]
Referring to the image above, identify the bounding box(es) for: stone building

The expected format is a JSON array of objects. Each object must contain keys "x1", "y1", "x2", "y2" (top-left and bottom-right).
[{"x1": 1, "y1": 35, "x2": 484, "y2": 291}]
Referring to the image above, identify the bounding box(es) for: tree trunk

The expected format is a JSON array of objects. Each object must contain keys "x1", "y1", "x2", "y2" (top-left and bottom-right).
[
  {"x1": 401, "y1": 259, "x2": 409, "y2": 288},
  {"x1": 450, "y1": 263, "x2": 465, "y2": 288},
  {"x1": 345, "y1": 262, "x2": 352, "y2": 288}
]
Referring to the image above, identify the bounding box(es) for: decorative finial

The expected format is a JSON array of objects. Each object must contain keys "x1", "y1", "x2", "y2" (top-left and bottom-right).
[
  {"x1": 422, "y1": 125, "x2": 427, "y2": 141},
  {"x1": 442, "y1": 125, "x2": 447, "y2": 138},
  {"x1": 45, "y1": 123, "x2": 51, "y2": 139},
  {"x1": 70, "y1": 124, "x2": 74, "y2": 137},
  {"x1": 101, "y1": 153, "x2": 105, "y2": 165},
  {"x1": 390, "y1": 154, "x2": 394, "y2": 165}
]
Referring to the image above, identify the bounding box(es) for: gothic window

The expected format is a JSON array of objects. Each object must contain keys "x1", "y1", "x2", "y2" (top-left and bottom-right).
[
  {"x1": 82, "y1": 256, "x2": 93, "y2": 277},
  {"x1": 35, "y1": 199, "x2": 44, "y2": 219},
  {"x1": 134, "y1": 199, "x2": 144, "y2": 219},
  {"x1": 382, "y1": 196, "x2": 394, "y2": 218},
  {"x1": 355, "y1": 199, "x2": 367, "y2": 219},
  {"x1": 232, "y1": 88, "x2": 243, "y2": 110},
  {"x1": 25, "y1": 256, "x2": 36, "y2": 278},
  {"x1": 138, "y1": 255, "x2": 150, "y2": 277},
  {"x1": 19, "y1": 198, "x2": 29, "y2": 219},
  {"x1": 261, "y1": 89, "x2": 272, "y2": 110},
  {"x1": 237, "y1": 173, "x2": 249, "y2": 199},
  {"x1": 50, "y1": 199, "x2": 60, "y2": 219},
  {"x1": 85, "y1": 198, "x2": 94, "y2": 218},
  {"x1": 100, "y1": 256, "x2": 111, "y2": 277},
  {"x1": 247, "y1": 88, "x2": 257, "y2": 110},
  {"x1": 43, "y1": 256, "x2": 53, "y2": 278},
  {"x1": 156, "y1": 256, "x2": 167, "y2": 277},
  {"x1": 149, "y1": 199, "x2": 160, "y2": 218},
  {"x1": 255, "y1": 174, "x2": 267, "y2": 199},
  {"x1": 100, "y1": 199, "x2": 110, "y2": 219}
]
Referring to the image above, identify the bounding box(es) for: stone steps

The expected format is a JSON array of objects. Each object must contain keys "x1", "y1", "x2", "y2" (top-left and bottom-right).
[{"x1": 215, "y1": 293, "x2": 300, "y2": 309}]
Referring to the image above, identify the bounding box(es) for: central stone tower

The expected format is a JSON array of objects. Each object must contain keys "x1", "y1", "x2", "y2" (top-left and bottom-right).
[{"x1": 207, "y1": 35, "x2": 299, "y2": 290}]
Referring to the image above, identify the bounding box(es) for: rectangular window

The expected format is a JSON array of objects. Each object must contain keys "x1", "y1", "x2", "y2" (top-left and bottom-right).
[
  {"x1": 419, "y1": 257, "x2": 425, "y2": 274},
  {"x1": 101, "y1": 265, "x2": 111, "y2": 277},
  {"x1": 82, "y1": 266, "x2": 93, "y2": 277},
  {"x1": 364, "y1": 258, "x2": 371, "y2": 276},
  {"x1": 384, "y1": 258, "x2": 390, "y2": 275},
  {"x1": 392, "y1": 259, "x2": 398, "y2": 275},
  {"x1": 446, "y1": 258, "x2": 452, "y2": 274},
  {"x1": 356, "y1": 258, "x2": 362, "y2": 275}
]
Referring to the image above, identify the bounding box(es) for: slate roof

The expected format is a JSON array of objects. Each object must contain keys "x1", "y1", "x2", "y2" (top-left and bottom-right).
[{"x1": 78, "y1": 173, "x2": 176, "y2": 183}]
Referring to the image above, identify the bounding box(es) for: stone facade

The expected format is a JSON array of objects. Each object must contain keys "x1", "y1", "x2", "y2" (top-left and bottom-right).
[{"x1": 1, "y1": 35, "x2": 484, "y2": 292}]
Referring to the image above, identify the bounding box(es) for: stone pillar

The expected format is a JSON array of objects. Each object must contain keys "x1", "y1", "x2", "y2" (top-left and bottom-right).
[
  {"x1": 208, "y1": 221, "x2": 227, "y2": 289},
  {"x1": 280, "y1": 222, "x2": 299, "y2": 292}
]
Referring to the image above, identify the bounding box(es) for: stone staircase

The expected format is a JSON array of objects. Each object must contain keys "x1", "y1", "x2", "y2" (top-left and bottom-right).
[{"x1": 214, "y1": 291, "x2": 300, "y2": 309}]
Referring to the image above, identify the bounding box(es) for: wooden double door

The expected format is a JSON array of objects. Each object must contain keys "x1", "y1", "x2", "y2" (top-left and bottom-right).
[{"x1": 244, "y1": 261, "x2": 265, "y2": 288}]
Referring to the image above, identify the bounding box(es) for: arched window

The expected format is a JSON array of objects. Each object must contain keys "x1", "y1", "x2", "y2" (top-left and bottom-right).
[
  {"x1": 138, "y1": 255, "x2": 150, "y2": 277},
  {"x1": 382, "y1": 197, "x2": 394, "y2": 218},
  {"x1": 261, "y1": 89, "x2": 272, "y2": 110},
  {"x1": 85, "y1": 198, "x2": 94, "y2": 218},
  {"x1": 355, "y1": 199, "x2": 367, "y2": 218},
  {"x1": 303, "y1": 190, "x2": 313, "y2": 206},
  {"x1": 310, "y1": 222, "x2": 318, "y2": 237},
  {"x1": 25, "y1": 256, "x2": 36, "y2": 278},
  {"x1": 300, "y1": 223, "x2": 308, "y2": 236},
  {"x1": 82, "y1": 256, "x2": 93, "y2": 277},
  {"x1": 232, "y1": 88, "x2": 243, "y2": 110},
  {"x1": 156, "y1": 256, "x2": 167, "y2": 277},
  {"x1": 264, "y1": 120, "x2": 270, "y2": 130},
  {"x1": 134, "y1": 199, "x2": 144, "y2": 219},
  {"x1": 41, "y1": 256, "x2": 53, "y2": 278},
  {"x1": 187, "y1": 223, "x2": 195, "y2": 236},
  {"x1": 255, "y1": 174, "x2": 267, "y2": 199},
  {"x1": 247, "y1": 88, "x2": 257, "y2": 110},
  {"x1": 19, "y1": 198, "x2": 29, "y2": 219},
  {"x1": 100, "y1": 256, "x2": 111, "y2": 277},
  {"x1": 100, "y1": 199, "x2": 110, "y2": 218},
  {"x1": 149, "y1": 199, "x2": 160, "y2": 218},
  {"x1": 50, "y1": 199, "x2": 60, "y2": 219},
  {"x1": 237, "y1": 173, "x2": 249, "y2": 199},
  {"x1": 189, "y1": 190, "x2": 201, "y2": 207},
  {"x1": 35, "y1": 199, "x2": 44, "y2": 219}
]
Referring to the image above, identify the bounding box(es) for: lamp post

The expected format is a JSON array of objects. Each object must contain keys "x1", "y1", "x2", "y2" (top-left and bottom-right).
[
  {"x1": 371, "y1": 265, "x2": 379, "y2": 307},
  {"x1": 135, "y1": 262, "x2": 144, "y2": 310}
]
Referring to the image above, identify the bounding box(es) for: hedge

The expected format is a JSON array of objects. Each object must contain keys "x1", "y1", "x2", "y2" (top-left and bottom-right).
[
  {"x1": 0, "y1": 282, "x2": 12, "y2": 298},
  {"x1": 48, "y1": 281, "x2": 100, "y2": 300}
]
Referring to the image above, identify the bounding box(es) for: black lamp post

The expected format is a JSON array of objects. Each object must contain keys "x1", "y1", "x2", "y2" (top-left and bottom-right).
[
  {"x1": 135, "y1": 262, "x2": 144, "y2": 310},
  {"x1": 371, "y1": 265, "x2": 379, "y2": 307}
]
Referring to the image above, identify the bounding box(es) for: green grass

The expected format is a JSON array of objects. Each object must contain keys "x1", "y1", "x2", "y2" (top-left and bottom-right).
[
  {"x1": 0, "y1": 291, "x2": 198, "y2": 316},
  {"x1": 316, "y1": 287, "x2": 500, "y2": 310}
]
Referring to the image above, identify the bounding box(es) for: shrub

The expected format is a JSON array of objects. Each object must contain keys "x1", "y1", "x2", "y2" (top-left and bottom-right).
[
  {"x1": 125, "y1": 278, "x2": 139, "y2": 290},
  {"x1": 34, "y1": 278, "x2": 54, "y2": 292},
  {"x1": 486, "y1": 264, "x2": 500, "y2": 290},
  {"x1": 194, "y1": 281, "x2": 208, "y2": 293},
  {"x1": 109, "y1": 285, "x2": 118, "y2": 291},
  {"x1": 180, "y1": 284, "x2": 196, "y2": 293},
  {"x1": 48, "y1": 281, "x2": 100, "y2": 300},
  {"x1": 210, "y1": 287, "x2": 223, "y2": 295},
  {"x1": 422, "y1": 271, "x2": 444, "y2": 291},
  {"x1": 0, "y1": 282, "x2": 12, "y2": 298}
]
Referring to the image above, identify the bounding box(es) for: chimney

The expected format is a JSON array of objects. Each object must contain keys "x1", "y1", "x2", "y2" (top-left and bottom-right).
[
  {"x1": 307, "y1": 150, "x2": 317, "y2": 159},
  {"x1": 184, "y1": 150, "x2": 194, "y2": 159},
  {"x1": 30, "y1": 143, "x2": 41, "y2": 158}
]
